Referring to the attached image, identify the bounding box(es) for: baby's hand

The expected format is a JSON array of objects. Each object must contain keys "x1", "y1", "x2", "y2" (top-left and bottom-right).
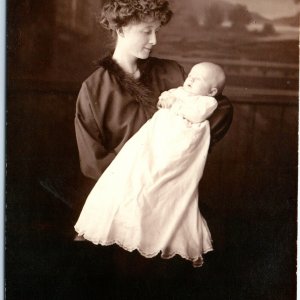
[{"x1": 157, "y1": 91, "x2": 177, "y2": 109}]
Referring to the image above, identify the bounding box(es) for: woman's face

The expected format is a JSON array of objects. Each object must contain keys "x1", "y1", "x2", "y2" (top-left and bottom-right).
[{"x1": 119, "y1": 20, "x2": 161, "y2": 59}]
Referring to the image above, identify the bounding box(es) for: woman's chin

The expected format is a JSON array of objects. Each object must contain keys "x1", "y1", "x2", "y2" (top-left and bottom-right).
[{"x1": 138, "y1": 50, "x2": 151, "y2": 59}]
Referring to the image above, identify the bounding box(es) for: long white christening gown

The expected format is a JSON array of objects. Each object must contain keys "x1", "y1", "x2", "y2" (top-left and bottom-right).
[{"x1": 75, "y1": 88, "x2": 218, "y2": 267}]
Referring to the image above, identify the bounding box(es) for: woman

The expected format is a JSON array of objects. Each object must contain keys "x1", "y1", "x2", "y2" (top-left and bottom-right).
[
  {"x1": 74, "y1": 62, "x2": 227, "y2": 268},
  {"x1": 75, "y1": 0, "x2": 233, "y2": 181}
]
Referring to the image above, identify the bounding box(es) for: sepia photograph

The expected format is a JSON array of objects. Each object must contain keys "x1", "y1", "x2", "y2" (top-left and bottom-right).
[{"x1": 6, "y1": 0, "x2": 298, "y2": 299}]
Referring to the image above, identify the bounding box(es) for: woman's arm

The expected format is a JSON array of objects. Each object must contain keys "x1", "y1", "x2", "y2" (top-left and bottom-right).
[
  {"x1": 75, "y1": 83, "x2": 116, "y2": 180},
  {"x1": 208, "y1": 94, "x2": 233, "y2": 148}
]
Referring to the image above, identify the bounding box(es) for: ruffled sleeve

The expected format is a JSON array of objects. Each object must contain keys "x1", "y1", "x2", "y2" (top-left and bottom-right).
[{"x1": 171, "y1": 95, "x2": 218, "y2": 124}]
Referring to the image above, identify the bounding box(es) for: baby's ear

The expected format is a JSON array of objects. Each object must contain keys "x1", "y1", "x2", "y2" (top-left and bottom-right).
[{"x1": 209, "y1": 88, "x2": 218, "y2": 97}]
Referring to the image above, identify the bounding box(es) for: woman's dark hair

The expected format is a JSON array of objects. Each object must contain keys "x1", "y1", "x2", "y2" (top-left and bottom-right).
[{"x1": 99, "y1": 0, "x2": 173, "y2": 33}]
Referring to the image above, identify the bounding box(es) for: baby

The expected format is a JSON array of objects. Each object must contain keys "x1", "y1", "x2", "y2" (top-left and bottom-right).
[
  {"x1": 74, "y1": 62, "x2": 226, "y2": 268},
  {"x1": 157, "y1": 62, "x2": 226, "y2": 124}
]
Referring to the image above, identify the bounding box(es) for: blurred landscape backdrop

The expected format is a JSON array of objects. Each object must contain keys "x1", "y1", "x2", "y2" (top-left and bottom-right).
[{"x1": 6, "y1": 0, "x2": 299, "y2": 299}]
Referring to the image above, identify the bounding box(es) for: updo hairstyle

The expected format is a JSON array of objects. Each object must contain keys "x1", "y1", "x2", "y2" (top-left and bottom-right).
[{"x1": 99, "y1": 0, "x2": 173, "y2": 34}]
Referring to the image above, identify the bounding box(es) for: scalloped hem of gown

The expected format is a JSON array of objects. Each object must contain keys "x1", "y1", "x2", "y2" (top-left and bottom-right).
[{"x1": 74, "y1": 229, "x2": 213, "y2": 268}]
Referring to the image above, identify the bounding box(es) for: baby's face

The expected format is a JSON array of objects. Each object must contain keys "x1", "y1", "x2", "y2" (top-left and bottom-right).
[{"x1": 183, "y1": 65, "x2": 212, "y2": 96}]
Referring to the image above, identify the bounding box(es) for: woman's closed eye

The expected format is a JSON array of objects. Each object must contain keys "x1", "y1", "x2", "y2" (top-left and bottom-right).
[{"x1": 143, "y1": 30, "x2": 159, "y2": 35}]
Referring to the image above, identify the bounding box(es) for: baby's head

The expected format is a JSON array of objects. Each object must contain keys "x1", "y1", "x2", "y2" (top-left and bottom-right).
[{"x1": 183, "y1": 62, "x2": 226, "y2": 97}]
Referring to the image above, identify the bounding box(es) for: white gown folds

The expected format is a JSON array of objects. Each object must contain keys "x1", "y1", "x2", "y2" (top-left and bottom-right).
[{"x1": 75, "y1": 88, "x2": 218, "y2": 267}]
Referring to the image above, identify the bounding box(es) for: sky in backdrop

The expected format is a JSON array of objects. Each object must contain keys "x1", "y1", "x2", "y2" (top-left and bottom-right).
[{"x1": 225, "y1": 0, "x2": 300, "y2": 19}]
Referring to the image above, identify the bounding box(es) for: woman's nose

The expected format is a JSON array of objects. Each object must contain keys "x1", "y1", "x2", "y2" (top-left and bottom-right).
[{"x1": 149, "y1": 31, "x2": 157, "y2": 45}]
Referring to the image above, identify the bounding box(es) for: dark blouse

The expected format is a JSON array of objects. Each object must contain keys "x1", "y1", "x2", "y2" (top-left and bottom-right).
[{"x1": 75, "y1": 56, "x2": 233, "y2": 180}]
